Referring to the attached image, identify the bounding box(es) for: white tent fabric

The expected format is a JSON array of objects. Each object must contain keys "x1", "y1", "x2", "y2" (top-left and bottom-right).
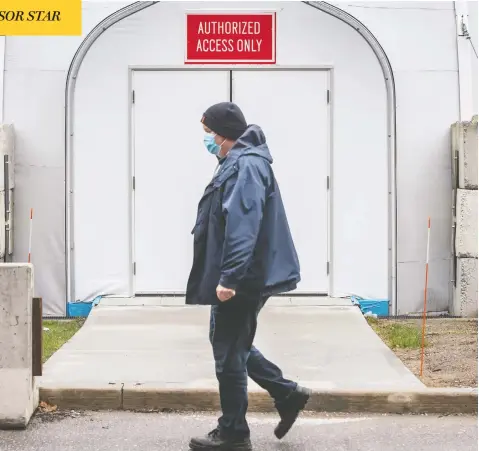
[
  {"x1": 3, "y1": 1, "x2": 465, "y2": 315},
  {"x1": 4, "y1": 2, "x2": 133, "y2": 316},
  {"x1": 71, "y1": 1, "x2": 389, "y2": 305}
]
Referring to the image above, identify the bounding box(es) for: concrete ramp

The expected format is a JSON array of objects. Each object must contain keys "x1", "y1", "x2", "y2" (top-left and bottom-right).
[{"x1": 40, "y1": 304, "x2": 423, "y2": 392}]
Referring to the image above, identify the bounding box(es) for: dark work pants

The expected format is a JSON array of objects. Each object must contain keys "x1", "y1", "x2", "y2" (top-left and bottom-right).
[{"x1": 209, "y1": 293, "x2": 297, "y2": 439}]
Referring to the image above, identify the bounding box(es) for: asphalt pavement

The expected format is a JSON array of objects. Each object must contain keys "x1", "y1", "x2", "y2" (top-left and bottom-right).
[{"x1": 0, "y1": 411, "x2": 476, "y2": 451}]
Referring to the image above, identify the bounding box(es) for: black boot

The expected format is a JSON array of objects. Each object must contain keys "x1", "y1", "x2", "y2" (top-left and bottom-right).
[
  {"x1": 274, "y1": 386, "x2": 312, "y2": 439},
  {"x1": 189, "y1": 428, "x2": 253, "y2": 450}
]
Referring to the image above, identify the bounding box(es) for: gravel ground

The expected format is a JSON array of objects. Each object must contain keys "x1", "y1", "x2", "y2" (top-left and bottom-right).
[{"x1": 381, "y1": 319, "x2": 477, "y2": 388}]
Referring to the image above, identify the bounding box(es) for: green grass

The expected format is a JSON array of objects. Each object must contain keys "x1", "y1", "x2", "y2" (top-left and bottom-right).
[
  {"x1": 367, "y1": 318, "x2": 423, "y2": 349},
  {"x1": 42, "y1": 319, "x2": 85, "y2": 363}
]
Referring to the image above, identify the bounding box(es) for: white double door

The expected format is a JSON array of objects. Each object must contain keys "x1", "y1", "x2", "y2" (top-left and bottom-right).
[{"x1": 133, "y1": 69, "x2": 329, "y2": 295}]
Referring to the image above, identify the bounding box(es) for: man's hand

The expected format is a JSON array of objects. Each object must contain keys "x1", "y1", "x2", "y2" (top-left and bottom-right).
[{"x1": 216, "y1": 285, "x2": 236, "y2": 302}]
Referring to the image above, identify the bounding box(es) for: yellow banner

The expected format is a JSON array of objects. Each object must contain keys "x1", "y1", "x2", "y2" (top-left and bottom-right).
[{"x1": 0, "y1": 0, "x2": 82, "y2": 36}]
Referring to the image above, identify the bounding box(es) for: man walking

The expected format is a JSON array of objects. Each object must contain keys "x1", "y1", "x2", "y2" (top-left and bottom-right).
[{"x1": 186, "y1": 102, "x2": 311, "y2": 450}]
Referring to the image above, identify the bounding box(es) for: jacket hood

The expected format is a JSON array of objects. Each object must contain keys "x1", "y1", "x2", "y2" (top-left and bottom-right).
[{"x1": 230, "y1": 125, "x2": 273, "y2": 163}]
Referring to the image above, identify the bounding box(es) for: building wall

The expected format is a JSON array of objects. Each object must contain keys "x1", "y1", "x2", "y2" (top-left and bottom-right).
[
  {"x1": 338, "y1": 2, "x2": 460, "y2": 313},
  {"x1": 3, "y1": 1, "x2": 463, "y2": 315},
  {"x1": 468, "y1": 0, "x2": 478, "y2": 115},
  {"x1": 4, "y1": 2, "x2": 133, "y2": 316}
]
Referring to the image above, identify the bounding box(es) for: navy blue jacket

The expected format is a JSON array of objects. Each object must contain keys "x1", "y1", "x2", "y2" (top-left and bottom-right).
[{"x1": 185, "y1": 125, "x2": 300, "y2": 305}]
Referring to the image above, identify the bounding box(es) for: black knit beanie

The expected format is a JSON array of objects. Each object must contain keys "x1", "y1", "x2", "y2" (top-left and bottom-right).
[{"x1": 201, "y1": 102, "x2": 247, "y2": 141}]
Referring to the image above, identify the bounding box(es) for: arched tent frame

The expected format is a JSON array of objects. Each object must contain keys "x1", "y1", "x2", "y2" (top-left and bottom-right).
[{"x1": 65, "y1": 1, "x2": 398, "y2": 313}]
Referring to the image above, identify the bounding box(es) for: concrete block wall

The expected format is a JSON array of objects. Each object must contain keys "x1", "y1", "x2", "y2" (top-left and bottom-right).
[
  {"x1": 451, "y1": 116, "x2": 478, "y2": 317},
  {"x1": 455, "y1": 189, "x2": 478, "y2": 258},
  {"x1": 0, "y1": 264, "x2": 38, "y2": 429},
  {"x1": 455, "y1": 258, "x2": 478, "y2": 318},
  {"x1": 459, "y1": 117, "x2": 478, "y2": 189}
]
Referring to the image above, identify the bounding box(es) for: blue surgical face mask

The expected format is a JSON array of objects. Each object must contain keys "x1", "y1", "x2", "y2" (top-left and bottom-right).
[{"x1": 204, "y1": 133, "x2": 221, "y2": 155}]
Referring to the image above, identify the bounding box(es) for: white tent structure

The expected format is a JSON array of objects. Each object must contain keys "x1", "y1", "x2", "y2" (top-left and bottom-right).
[{"x1": 2, "y1": 1, "x2": 477, "y2": 316}]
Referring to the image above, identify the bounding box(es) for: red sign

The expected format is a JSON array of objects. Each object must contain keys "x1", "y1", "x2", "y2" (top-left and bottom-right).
[{"x1": 185, "y1": 13, "x2": 276, "y2": 64}]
